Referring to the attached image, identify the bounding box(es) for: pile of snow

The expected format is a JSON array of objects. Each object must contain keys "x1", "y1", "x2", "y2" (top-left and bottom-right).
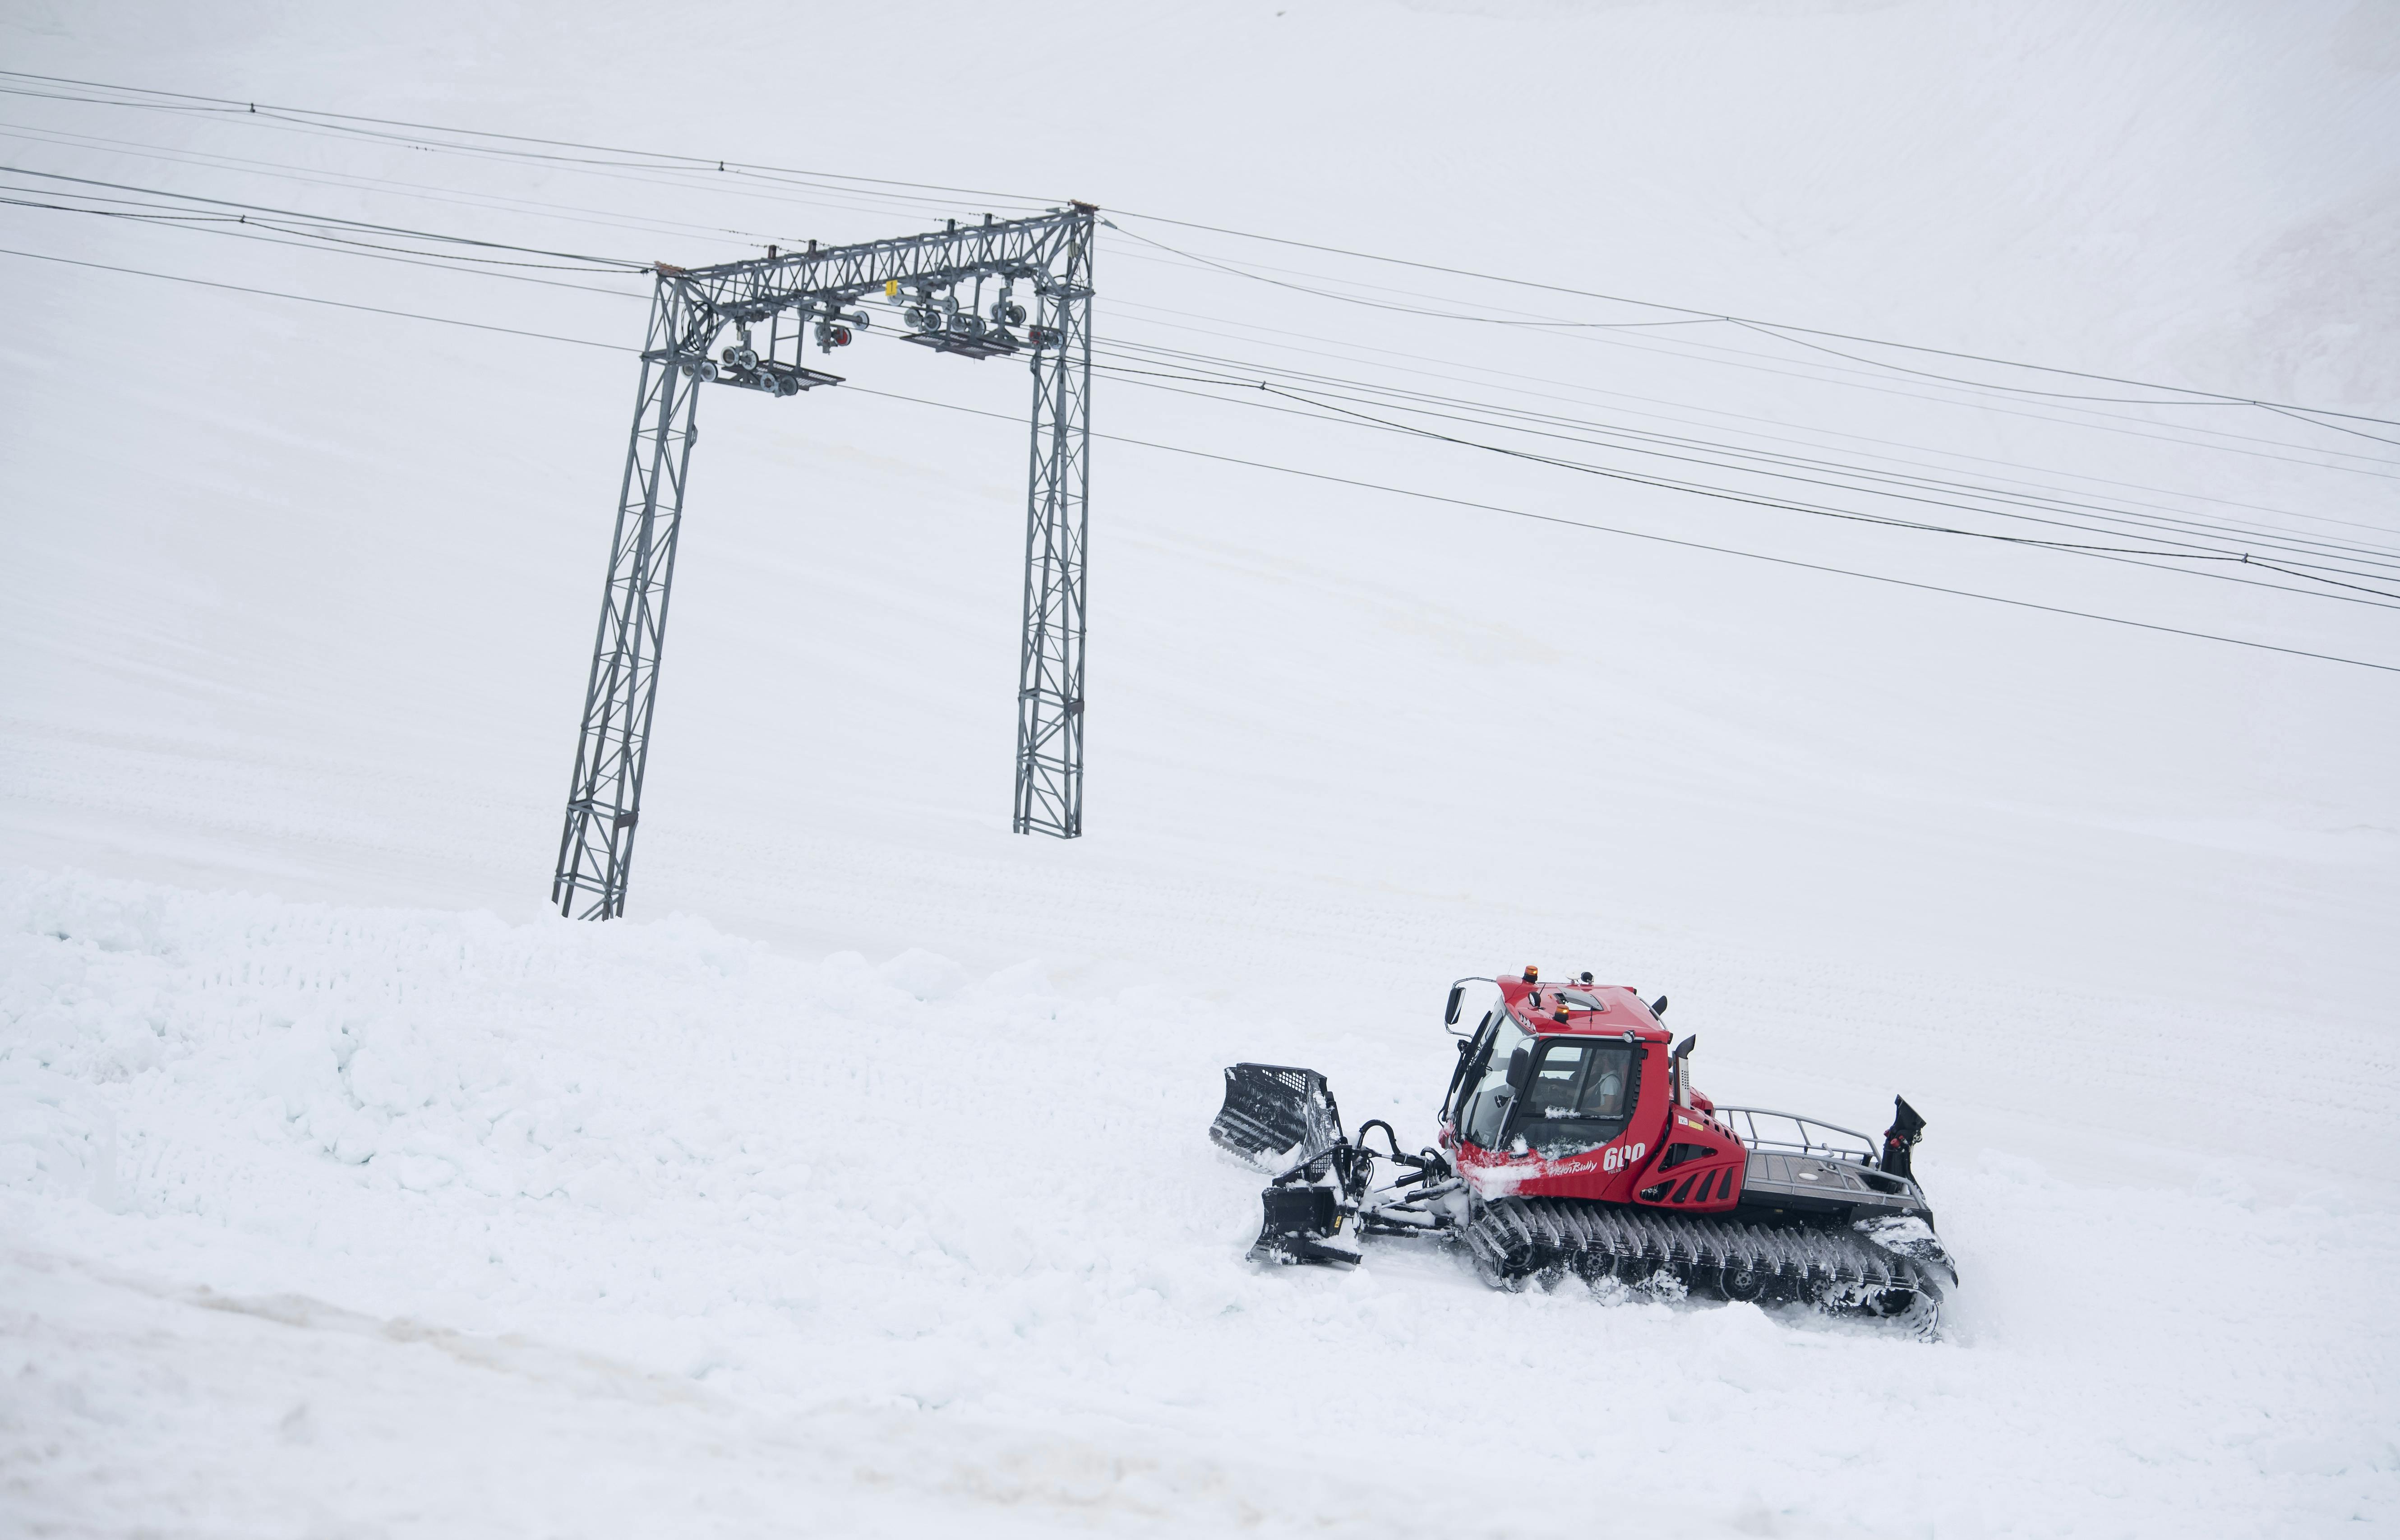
[{"x1": 4, "y1": 869, "x2": 2392, "y2": 1536}]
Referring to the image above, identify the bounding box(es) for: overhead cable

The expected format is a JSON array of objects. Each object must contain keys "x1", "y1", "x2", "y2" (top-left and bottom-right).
[
  {"x1": 1083, "y1": 360, "x2": 2400, "y2": 608},
  {"x1": 840, "y1": 382, "x2": 2400, "y2": 676},
  {"x1": 1099, "y1": 209, "x2": 2400, "y2": 433},
  {"x1": 8, "y1": 216, "x2": 2394, "y2": 676},
  {"x1": 0, "y1": 244, "x2": 620, "y2": 348},
  {"x1": 12, "y1": 66, "x2": 2385, "y2": 436},
  {"x1": 1088, "y1": 334, "x2": 2400, "y2": 569}
]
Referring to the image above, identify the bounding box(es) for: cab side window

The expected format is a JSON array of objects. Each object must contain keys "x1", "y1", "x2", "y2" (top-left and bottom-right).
[{"x1": 1515, "y1": 1041, "x2": 1641, "y2": 1156}]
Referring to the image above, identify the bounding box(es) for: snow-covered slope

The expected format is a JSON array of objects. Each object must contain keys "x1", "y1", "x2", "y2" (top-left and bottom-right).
[
  {"x1": 2, "y1": 1, "x2": 2396, "y2": 1534},
  {"x1": 6, "y1": 870, "x2": 2393, "y2": 1536}
]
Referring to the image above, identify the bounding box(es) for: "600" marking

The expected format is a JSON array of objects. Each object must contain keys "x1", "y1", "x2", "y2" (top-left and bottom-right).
[{"x1": 1601, "y1": 1141, "x2": 1648, "y2": 1173}]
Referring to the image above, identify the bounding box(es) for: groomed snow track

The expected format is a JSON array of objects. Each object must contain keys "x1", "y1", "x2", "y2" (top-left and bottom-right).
[{"x1": 1460, "y1": 1197, "x2": 1945, "y2": 1333}]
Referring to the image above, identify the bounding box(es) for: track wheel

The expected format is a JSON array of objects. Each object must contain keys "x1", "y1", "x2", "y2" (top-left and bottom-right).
[
  {"x1": 1860, "y1": 1285, "x2": 1918, "y2": 1319},
  {"x1": 1468, "y1": 1242, "x2": 1525, "y2": 1292},
  {"x1": 1721, "y1": 1263, "x2": 1767, "y2": 1303}
]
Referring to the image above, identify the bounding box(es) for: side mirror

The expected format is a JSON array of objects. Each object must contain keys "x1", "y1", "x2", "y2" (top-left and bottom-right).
[
  {"x1": 1650, "y1": 995, "x2": 1668, "y2": 1018},
  {"x1": 1506, "y1": 1045, "x2": 1532, "y2": 1090},
  {"x1": 1445, "y1": 983, "x2": 1465, "y2": 1026}
]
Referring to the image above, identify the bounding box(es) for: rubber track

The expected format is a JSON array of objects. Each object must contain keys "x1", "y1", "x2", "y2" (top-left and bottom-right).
[{"x1": 1460, "y1": 1196, "x2": 1941, "y2": 1323}]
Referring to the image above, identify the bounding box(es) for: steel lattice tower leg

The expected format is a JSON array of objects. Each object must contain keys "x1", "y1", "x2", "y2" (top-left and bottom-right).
[
  {"x1": 1014, "y1": 219, "x2": 1094, "y2": 837},
  {"x1": 552, "y1": 281, "x2": 702, "y2": 918}
]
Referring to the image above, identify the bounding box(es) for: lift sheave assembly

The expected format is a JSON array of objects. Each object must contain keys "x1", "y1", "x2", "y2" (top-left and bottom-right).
[{"x1": 554, "y1": 206, "x2": 1097, "y2": 920}]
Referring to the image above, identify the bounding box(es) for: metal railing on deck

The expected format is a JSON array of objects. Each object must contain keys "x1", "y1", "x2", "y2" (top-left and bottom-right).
[{"x1": 1711, "y1": 1106, "x2": 1879, "y2": 1165}]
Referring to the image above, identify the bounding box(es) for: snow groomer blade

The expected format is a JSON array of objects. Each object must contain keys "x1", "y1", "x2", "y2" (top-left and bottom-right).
[{"x1": 1208, "y1": 1063, "x2": 1344, "y2": 1173}]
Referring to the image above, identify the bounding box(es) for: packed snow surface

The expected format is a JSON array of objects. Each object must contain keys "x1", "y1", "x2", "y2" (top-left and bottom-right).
[
  {"x1": 4, "y1": 0, "x2": 2399, "y2": 1535},
  {"x1": 5, "y1": 872, "x2": 2392, "y2": 1537}
]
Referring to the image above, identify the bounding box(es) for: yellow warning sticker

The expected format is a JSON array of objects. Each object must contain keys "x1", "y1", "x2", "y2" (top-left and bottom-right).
[{"x1": 885, "y1": 279, "x2": 900, "y2": 299}]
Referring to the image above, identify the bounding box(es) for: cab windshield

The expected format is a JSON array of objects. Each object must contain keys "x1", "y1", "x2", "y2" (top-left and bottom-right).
[{"x1": 1458, "y1": 1015, "x2": 1533, "y2": 1150}]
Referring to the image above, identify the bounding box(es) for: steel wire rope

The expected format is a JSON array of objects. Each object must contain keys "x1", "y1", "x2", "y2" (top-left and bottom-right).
[
  {"x1": 838, "y1": 306, "x2": 2400, "y2": 600},
  {"x1": 1127, "y1": 222, "x2": 2358, "y2": 461},
  {"x1": 1086, "y1": 290, "x2": 2400, "y2": 540},
  {"x1": 1099, "y1": 232, "x2": 2400, "y2": 475},
  {"x1": 845, "y1": 288, "x2": 2400, "y2": 570},
  {"x1": 199, "y1": 116, "x2": 1024, "y2": 232},
  {"x1": 49, "y1": 166, "x2": 2252, "y2": 573},
  {"x1": 1098, "y1": 208, "x2": 2400, "y2": 433},
  {"x1": 17, "y1": 65, "x2": 2390, "y2": 477},
  {"x1": 1097, "y1": 244, "x2": 2400, "y2": 484},
  {"x1": 1089, "y1": 329, "x2": 2400, "y2": 559},
  {"x1": 243, "y1": 121, "x2": 1051, "y2": 228},
  {"x1": 21, "y1": 66, "x2": 2387, "y2": 446},
  {"x1": 1082, "y1": 335, "x2": 2400, "y2": 574},
  {"x1": 6, "y1": 237, "x2": 2390, "y2": 675},
  {"x1": 23, "y1": 113, "x2": 2379, "y2": 548},
  {"x1": 0, "y1": 109, "x2": 1091, "y2": 276},
  {"x1": 0, "y1": 186, "x2": 654, "y2": 281},
  {"x1": 0, "y1": 104, "x2": 1000, "y2": 256},
  {"x1": 1078, "y1": 360, "x2": 2400, "y2": 609},
  {"x1": 0, "y1": 164, "x2": 649, "y2": 270},
  {"x1": 15, "y1": 162, "x2": 2380, "y2": 579},
  {"x1": 0, "y1": 72, "x2": 1055, "y2": 209},
  {"x1": 1723, "y1": 320, "x2": 2400, "y2": 447},
  {"x1": 1104, "y1": 336, "x2": 2400, "y2": 571},
  {"x1": 0, "y1": 244, "x2": 620, "y2": 348},
  {"x1": 1108, "y1": 221, "x2": 1742, "y2": 333},
  {"x1": 0, "y1": 119, "x2": 860, "y2": 254},
  {"x1": 0, "y1": 192, "x2": 652, "y2": 299},
  {"x1": 1099, "y1": 240, "x2": 2400, "y2": 477},
  {"x1": 836, "y1": 378, "x2": 2400, "y2": 676},
  {"x1": 1086, "y1": 373, "x2": 2400, "y2": 601},
  {"x1": 2252, "y1": 406, "x2": 2400, "y2": 448}
]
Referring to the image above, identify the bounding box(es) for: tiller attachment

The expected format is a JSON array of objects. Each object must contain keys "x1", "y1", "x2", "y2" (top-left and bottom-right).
[
  {"x1": 1214, "y1": 1065, "x2": 1458, "y2": 1267},
  {"x1": 1208, "y1": 1063, "x2": 1345, "y2": 1172}
]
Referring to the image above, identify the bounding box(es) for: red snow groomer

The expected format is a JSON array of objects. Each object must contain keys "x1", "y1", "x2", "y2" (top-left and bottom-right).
[{"x1": 1209, "y1": 967, "x2": 1957, "y2": 1333}]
